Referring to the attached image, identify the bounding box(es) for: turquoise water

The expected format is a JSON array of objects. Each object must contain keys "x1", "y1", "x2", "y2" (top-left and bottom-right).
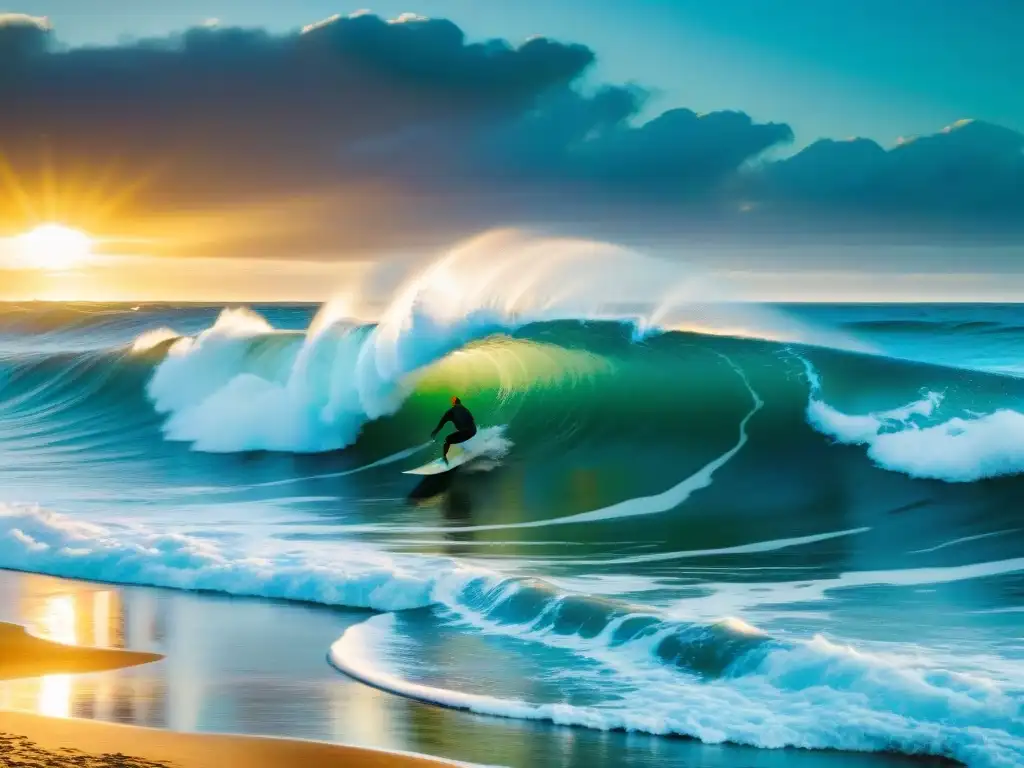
[{"x1": 0, "y1": 299, "x2": 1021, "y2": 767}]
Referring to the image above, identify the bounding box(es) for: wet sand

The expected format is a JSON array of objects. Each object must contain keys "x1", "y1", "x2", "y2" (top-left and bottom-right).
[
  {"x1": 0, "y1": 621, "x2": 162, "y2": 681},
  {"x1": 0, "y1": 620, "x2": 454, "y2": 768}
]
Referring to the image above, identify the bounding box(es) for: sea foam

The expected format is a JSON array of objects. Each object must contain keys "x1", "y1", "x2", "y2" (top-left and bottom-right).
[
  {"x1": 0, "y1": 502, "x2": 444, "y2": 611},
  {"x1": 802, "y1": 357, "x2": 1024, "y2": 482}
]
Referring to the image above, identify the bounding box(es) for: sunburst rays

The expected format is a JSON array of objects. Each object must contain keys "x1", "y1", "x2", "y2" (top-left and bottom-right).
[{"x1": 0, "y1": 139, "x2": 165, "y2": 242}]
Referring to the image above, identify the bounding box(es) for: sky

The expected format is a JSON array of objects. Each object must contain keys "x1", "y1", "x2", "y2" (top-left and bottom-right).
[
  {"x1": 11, "y1": 0, "x2": 1024, "y2": 146},
  {"x1": 0, "y1": 3, "x2": 1022, "y2": 301}
]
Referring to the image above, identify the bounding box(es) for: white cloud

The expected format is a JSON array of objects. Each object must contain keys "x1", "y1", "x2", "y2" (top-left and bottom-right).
[
  {"x1": 301, "y1": 14, "x2": 341, "y2": 34},
  {"x1": 0, "y1": 13, "x2": 50, "y2": 30},
  {"x1": 390, "y1": 13, "x2": 429, "y2": 24}
]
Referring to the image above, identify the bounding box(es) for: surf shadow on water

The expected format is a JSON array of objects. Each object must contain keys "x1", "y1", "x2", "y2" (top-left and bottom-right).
[
  {"x1": 406, "y1": 471, "x2": 457, "y2": 501},
  {"x1": 406, "y1": 473, "x2": 476, "y2": 527}
]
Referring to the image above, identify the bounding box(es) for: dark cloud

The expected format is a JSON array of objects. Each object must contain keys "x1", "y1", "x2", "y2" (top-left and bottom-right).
[
  {"x1": 339, "y1": 83, "x2": 794, "y2": 208},
  {"x1": 0, "y1": 12, "x2": 1020, "y2": 259},
  {"x1": 756, "y1": 119, "x2": 1024, "y2": 225},
  {"x1": 0, "y1": 11, "x2": 593, "y2": 235}
]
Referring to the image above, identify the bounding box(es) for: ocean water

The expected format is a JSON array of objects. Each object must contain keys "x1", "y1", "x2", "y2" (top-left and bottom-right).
[{"x1": 0, "y1": 249, "x2": 1022, "y2": 767}]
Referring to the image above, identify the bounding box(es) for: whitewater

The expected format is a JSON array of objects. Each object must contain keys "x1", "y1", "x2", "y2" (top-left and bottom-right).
[{"x1": 1, "y1": 233, "x2": 1022, "y2": 767}]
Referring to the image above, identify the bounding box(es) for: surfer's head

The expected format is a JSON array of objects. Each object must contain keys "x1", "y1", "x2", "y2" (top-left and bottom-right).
[{"x1": 451, "y1": 396, "x2": 461, "y2": 406}]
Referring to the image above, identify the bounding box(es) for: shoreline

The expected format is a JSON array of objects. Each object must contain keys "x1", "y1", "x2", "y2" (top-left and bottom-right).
[
  {"x1": 0, "y1": 568, "x2": 963, "y2": 768},
  {"x1": 0, "y1": 619, "x2": 465, "y2": 768}
]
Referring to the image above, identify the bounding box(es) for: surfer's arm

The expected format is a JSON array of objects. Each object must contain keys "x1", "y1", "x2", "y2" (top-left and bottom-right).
[{"x1": 431, "y1": 409, "x2": 453, "y2": 437}]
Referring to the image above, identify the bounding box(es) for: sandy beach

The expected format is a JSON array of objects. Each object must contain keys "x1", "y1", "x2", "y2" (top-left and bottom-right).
[{"x1": 0, "y1": 620, "x2": 455, "y2": 768}]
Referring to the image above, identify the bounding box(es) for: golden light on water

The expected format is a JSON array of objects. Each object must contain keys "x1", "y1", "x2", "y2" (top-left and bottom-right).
[
  {"x1": 38, "y1": 672, "x2": 72, "y2": 718},
  {"x1": 37, "y1": 592, "x2": 76, "y2": 718}
]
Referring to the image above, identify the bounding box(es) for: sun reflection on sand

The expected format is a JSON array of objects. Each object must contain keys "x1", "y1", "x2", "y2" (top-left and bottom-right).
[
  {"x1": 40, "y1": 593, "x2": 77, "y2": 644},
  {"x1": 37, "y1": 592, "x2": 76, "y2": 718},
  {"x1": 0, "y1": 573, "x2": 154, "y2": 722},
  {"x1": 38, "y1": 673, "x2": 71, "y2": 718},
  {"x1": 94, "y1": 589, "x2": 111, "y2": 648}
]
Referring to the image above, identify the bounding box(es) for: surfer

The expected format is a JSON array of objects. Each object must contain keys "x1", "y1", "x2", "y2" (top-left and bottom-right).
[{"x1": 431, "y1": 396, "x2": 477, "y2": 464}]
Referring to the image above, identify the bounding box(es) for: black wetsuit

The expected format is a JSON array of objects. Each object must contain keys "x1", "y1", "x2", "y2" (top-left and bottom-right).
[{"x1": 432, "y1": 403, "x2": 477, "y2": 459}]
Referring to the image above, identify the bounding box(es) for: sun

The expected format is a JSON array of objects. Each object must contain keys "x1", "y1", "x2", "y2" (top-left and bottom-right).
[{"x1": 15, "y1": 223, "x2": 94, "y2": 271}]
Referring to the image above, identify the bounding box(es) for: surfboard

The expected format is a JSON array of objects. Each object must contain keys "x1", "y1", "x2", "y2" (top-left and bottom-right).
[{"x1": 402, "y1": 444, "x2": 476, "y2": 476}]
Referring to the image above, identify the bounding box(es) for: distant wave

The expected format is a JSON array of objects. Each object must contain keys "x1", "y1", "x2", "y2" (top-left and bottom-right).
[{"x1": 842, "y1": 318, "x2": 1020, "y2": 336}]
